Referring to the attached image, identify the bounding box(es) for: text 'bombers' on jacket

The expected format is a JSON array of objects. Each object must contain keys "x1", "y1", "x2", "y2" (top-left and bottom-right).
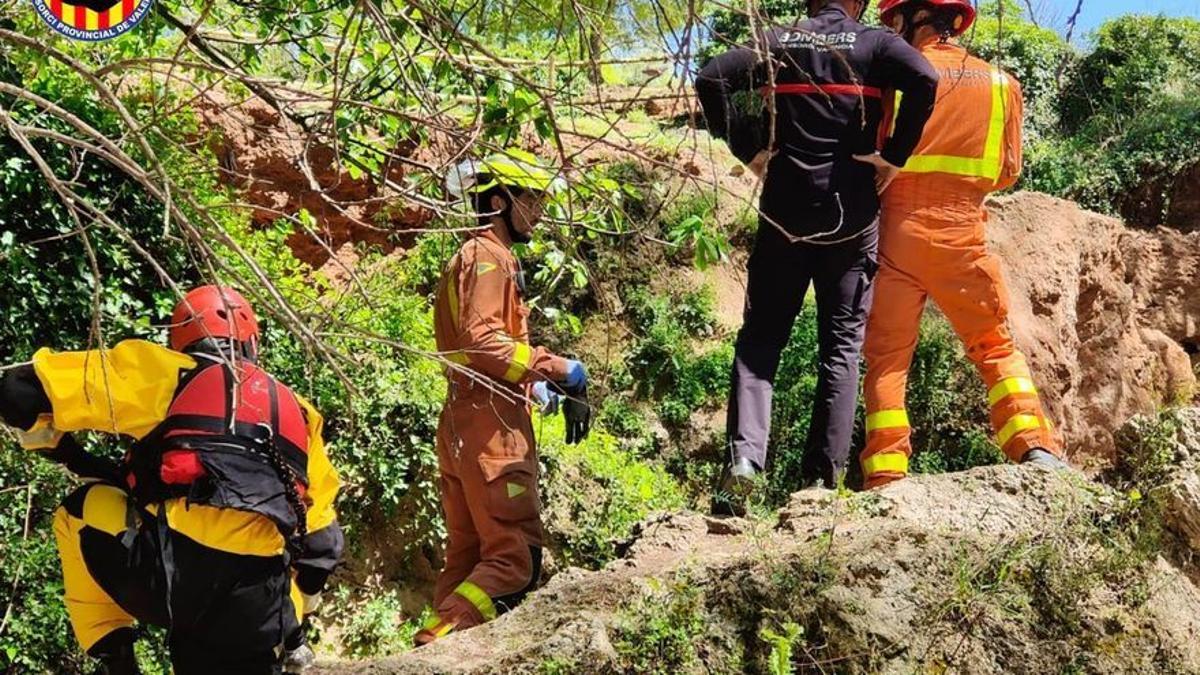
[{"x1": 695, "y1": 3, "x2": 939, "y2": 242}]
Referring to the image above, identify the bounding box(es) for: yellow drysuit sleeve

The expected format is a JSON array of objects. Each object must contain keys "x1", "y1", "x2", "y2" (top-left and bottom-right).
[
  {"x1": 295, "y1": 394, "x2": 341, "y2": 533},
  {"x1": 30, "y1": 339, "x2": 196, "y2": 442}
]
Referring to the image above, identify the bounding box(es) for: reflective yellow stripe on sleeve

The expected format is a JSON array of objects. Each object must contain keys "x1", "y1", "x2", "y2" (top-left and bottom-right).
[
  {"x1": 901, "y1": 69, "x2": 1008, "y2": 182},
  {"x1": 862, "y1": 452, "x2": 909, "y2": 477},
  {"x1": 502, "y1": 342, "x2": 532, "y2": 384},
  {"x1": 866, "y1": 409, "x2": 910, "y2": 433},
  {"x1": 453, "y1": 581, "x2": 498, "y2": 621},
  {"x1": 987, "y1": 377, "x2": 1037, "y2": 407},
  {"x1": 446, "y1": 276, "x2": 461, "y2": 329},
  {"x1": 996, "y1": 414, "x2": 1042, "y2": 449}
]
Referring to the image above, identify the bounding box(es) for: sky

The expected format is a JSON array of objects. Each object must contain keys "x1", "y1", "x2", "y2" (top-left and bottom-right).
[{"x1": 1036, "y1": 0, "x2": 1200, "y2": 40}]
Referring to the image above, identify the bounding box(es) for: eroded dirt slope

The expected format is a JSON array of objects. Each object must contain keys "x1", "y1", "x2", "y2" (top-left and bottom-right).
[{"x1": 988, "y1": 192, "x2": 1200, "y2": 466}]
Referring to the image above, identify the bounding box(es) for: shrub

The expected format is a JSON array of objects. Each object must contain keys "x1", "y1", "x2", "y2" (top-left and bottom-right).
[
  {"x1": 332, "y1": 588, "x2": 420, "y2": 658},
  {"x1": 767, "y1": 307, "x2": 998, "y2": 502},
  {"x1": 623, "y1": 284, "x2": 729, "y2": 429},
  {"x1": 612, "y1": 575, "x2": 712, "y2": 673},
  {"x1": 1024, "y1": 15, "x2": 1200, "y2": 221},
  {"x1": 539, "y1": 415, "x2": 686, "y2": 567}
]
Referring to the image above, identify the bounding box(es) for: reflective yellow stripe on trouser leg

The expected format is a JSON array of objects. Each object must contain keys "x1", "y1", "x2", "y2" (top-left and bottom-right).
[
  {"x1": 53, "y1": 485, "x2": 136, "y2": 652},
  {"x1": 862, "y1": 451, "x2": 910, "y2": 478},
  {"x1": 454, "y1": 581, "x2": 498, "y2": 622},
  {"x1": 996, "y1": 414, "x2": 1042, "y2": 451},
  {"x1": 866, "y1": 409, "x2": 910, "y2": 434},
  {"x1": 864, "y1": 410, "x2": 911, "y2": 480},
  {"x1": 987, "y1": 377, "x2": 1037, "y2": 407}
]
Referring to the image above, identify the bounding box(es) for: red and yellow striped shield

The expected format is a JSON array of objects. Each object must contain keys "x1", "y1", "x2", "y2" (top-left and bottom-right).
[{"x1": 33, "y1": 0, "x2": 154, "y2": 41}]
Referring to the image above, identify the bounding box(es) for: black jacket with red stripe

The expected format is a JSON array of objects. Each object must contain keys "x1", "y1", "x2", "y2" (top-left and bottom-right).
[{"x1": 696, "y1": 4, "x2": 938, "y2": 241}]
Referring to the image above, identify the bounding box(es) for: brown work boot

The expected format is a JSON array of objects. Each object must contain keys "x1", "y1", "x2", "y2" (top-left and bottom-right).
[{"x1": 414, "y1": 615, "x2": 458, "y2": 647}]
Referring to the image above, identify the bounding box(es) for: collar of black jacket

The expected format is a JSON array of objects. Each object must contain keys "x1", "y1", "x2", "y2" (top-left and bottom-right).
[
  {"x1": 814, "y1": 2, "x2": 850, "y2": 19},
  {"x1": 811, "y1": 1, "x2": 859, "y2": 20}
]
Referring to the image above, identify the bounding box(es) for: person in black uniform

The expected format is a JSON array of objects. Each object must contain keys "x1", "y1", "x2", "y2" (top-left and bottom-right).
[{"x1": 696, "y1": 0, "x2": 938, "y2": 508}]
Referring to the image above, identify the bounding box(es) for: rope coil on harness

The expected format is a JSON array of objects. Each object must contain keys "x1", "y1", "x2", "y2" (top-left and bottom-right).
[{"x1": 259, "y1": 425, "x2": 309, "y2": 546}]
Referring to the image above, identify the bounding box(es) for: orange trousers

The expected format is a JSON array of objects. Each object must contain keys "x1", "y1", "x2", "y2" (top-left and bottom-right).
[
  {"x1": 428, "y1": 382, "x2": 542, "y2": 637},
  {"x1": 860, "y1": 203, "x2": 1060, "y2": 489}
]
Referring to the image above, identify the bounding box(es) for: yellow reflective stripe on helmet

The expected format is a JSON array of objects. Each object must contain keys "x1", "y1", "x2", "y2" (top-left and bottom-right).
[
  {"x1": 901, "y1": 69, "x2": 1008, "y2": 182},
  {"x1": 453, "y1": 581, "x2": 497, "y2": 621},
  {"x1": 987, "y1": 377, "x2": 1037, "y2": 407},
  {"x1": 866, "y1": 409, "x2": 910, "y2": 433},
  {"x1": 863, "y1": 452, "x2": 909, "y2": 477},
  {"x1": 502, "y1": 342, "x2": 533, "y2": 383},
  {"x1": 996, "y1": 414, "x2": 1042, "y2": 449}
]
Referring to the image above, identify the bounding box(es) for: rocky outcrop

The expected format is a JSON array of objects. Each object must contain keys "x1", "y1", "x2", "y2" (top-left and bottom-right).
[
  {"x1": 197, "y1": 97, "x2": 432, "y2": 268},
  {"x1": 1118, "y1": 408, "x2": 1200, "y2": 551},
  {"x1": 314, "y1": 463, "x2": 1200, "y2": 674},
  {"x1": 988, "y1": 192, "x2": 1200, "y2": 466}
]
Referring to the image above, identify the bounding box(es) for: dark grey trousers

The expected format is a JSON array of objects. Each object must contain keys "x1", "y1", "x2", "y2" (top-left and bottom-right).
[{"x1": 726, "y1": 221, "x2": 879, "y2": 487}]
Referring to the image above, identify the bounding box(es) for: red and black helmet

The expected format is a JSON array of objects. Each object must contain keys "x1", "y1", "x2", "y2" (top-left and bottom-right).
[
  {"x1": 879, "y1": 0, "x2": 976, "y2": 37},
  {"x1": 169, "y1": 285, "x2": 260, "y2": 354}
]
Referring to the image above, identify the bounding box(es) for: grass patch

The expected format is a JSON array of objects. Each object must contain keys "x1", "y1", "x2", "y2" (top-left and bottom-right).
[{"x1": 539, "y1": 415, "x2": 686, "y2": 568}]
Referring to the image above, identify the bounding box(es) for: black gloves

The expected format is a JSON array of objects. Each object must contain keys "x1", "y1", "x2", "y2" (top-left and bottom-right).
[
  {"x1": 43, "y1": 435, "x2": 123, "y2": 484},
  {"x1": 562, "y1": 385, "x2": 590, "y2": 445},
  {"x1": 0, "y1": 364, "x2": 51, "y2": 431}
]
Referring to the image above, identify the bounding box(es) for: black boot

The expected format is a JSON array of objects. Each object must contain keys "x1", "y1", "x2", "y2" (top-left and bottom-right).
[
  {"x1": 88, "y1": 628, "x2": 140, "y2": 675},
  {"x1": 712, "y1": 457, "x2": 758, "y2": 516},
  {"x1": 1021, "y1": 447, "x2": 1069, "y2": 470}
]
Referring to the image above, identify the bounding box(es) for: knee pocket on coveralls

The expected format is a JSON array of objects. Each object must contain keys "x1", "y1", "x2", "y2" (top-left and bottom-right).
[
  {"x1": 961, "y1": 255, "x2": 1009, "y2": 323},
  {"x1": 477, "y1": 427, "x2": 539, "y2": 525}
]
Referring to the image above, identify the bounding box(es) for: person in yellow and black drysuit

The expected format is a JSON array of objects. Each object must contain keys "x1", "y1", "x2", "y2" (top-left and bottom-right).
[
  {"x1": 0, "y1": 286, "x2": 343, "y2": 675},
  {"x1": 857, "y1": 0, "x2": 1070, "y2": 488},
  {"x1": 416, "y1": 150, "x2": 590, "y2": 645}
]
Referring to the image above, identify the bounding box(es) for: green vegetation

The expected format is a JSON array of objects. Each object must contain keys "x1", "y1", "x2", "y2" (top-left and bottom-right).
[
  {"x1": 759, "y1": 621, "x2": 803, "y2": 675},
  {"x1": 611, "y1": 547, "x2": 850, "y2": 673},
  {"x1": 539, "y1": 415, "x2": 686, "y2": 567},
  {"x1": 624, "y1": 284, "x2": 729, "y2": 428},
  {"x1": 612, "y1": 574, "x2": 722, "y2": 673},
  {"x1": 993, "y1": 8, "x2": 1200, "y2": 225},
  {"x1": 1115, "y1": 408, "x2": 1189, "y2": 490},
  {"x1": 922, "y1": 483, "x2": 1169, "y2": 669},
  {"x1": 330, "y1": 588, "x2": 423, "y2": 658}
]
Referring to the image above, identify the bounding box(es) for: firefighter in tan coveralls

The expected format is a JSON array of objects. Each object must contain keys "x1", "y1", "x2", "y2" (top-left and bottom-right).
[{"x1": 417, "y1": 150, "x2": 590, "y2": 644}]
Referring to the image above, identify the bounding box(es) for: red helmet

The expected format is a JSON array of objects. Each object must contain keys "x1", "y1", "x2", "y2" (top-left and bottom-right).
[
  {"x1": 879, "y1": 0, "x2": 976, "y2": 37},
  {"x1": 170, "y1": 285, "x2": 260, "y2": 353}
]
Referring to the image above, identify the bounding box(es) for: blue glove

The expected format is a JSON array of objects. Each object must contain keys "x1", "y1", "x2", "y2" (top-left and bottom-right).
[
  {"x1": 532, "y1": 380, "x2": 561, "y2": 415},
  {"x1": 562, "y1": 360, "x2": 587, "y2": 394}
]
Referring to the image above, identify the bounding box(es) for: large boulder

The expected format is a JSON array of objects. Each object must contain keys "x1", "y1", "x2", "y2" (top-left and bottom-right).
[{"x1": 988, "y1": 192, "x2": 1200, "y2": 466}]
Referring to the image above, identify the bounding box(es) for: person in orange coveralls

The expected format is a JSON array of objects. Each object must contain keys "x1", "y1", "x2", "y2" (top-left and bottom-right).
[
  {"x1": 417, "y1": 150, "x2": 590, "y2": 644},
  {"x1": 858, "y1": 0, "x2": 1069, "y2": 488}
]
